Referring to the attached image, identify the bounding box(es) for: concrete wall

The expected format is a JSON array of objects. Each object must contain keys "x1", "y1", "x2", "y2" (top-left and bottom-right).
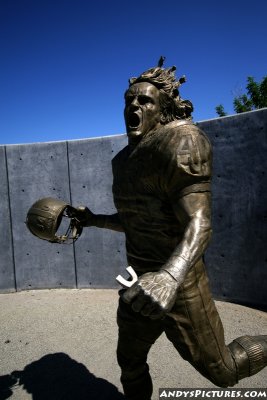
[
  {"x1": 199, "y1": 109, "x2": 267, "y2": 309},
  {"x1": 0, "y1": 109, "x2": 266, "y2": 309}
]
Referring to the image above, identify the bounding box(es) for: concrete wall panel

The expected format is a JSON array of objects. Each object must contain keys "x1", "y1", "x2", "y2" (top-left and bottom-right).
[
  {"x1": 198, "y1": 109, "x2": 267, "y2": 308},
  {"x1": 0, "y1": 147, "x2": 15, "y2": 292},
  {"x1": 68, "y1": 135, "x2": 128, "y2": 288},
  {"x1": 6, "y1": 142, "x2": 76, "y2": 290}
]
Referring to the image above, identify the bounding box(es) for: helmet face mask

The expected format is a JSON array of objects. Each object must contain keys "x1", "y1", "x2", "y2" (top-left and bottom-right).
[
  {"x1": 26, "y1": 197, "x2": 83, "y2": 244},
  {"x1": 55, "y1": 207, "x2": 83, "y2": 244}
]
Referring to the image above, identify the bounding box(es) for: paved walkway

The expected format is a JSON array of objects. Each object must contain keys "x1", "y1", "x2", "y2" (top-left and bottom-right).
[{"x1": 0, "y1": 289, "x2": 266, "y2": 399}]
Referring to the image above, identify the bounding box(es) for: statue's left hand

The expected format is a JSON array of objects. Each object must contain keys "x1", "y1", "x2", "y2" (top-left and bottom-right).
[
  {"x1": 122, "y1": 270, "x2": 179, "y2": 319},
  {"x1": 73, "y1": 206, "x2": 96, "y2": 227}
]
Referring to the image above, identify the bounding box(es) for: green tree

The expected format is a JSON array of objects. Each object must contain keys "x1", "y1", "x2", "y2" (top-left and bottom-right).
[
  {"x1": 215, "y1": 76, "x2": 267, "y2": 116},
  {"x1": 215, "y1": 104, "x2": 228, "y2": 117},
  {"x1": 233, "y1": 94, "x2": 253, "y2": 113}
]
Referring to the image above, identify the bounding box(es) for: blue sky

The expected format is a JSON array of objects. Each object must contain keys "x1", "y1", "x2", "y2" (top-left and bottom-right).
[{"x1": 0, "y1": 0, "x2": 266, "y2": 145}]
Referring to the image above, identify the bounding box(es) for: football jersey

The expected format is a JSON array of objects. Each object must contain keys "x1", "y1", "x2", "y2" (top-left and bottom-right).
[{"x1": 112, "y1": 120, "x2": 212, "y2": 273}]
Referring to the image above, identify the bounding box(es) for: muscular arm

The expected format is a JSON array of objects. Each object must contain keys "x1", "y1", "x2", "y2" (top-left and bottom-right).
[{"x1": 162, "y1": 191, "x2": 212, "y2": 285}]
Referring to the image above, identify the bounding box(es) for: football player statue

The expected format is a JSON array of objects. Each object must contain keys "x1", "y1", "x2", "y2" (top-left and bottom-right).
[
  {"x1": 78, "y1": 61, "x2": 267, "y2": 399},
  {"x1": 28, "y1": 61, "x2": 267, "y2": 400}
]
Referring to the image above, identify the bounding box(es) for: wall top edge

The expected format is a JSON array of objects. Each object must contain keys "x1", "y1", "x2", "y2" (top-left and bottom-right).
[
  {"x1": 196, "y1": 107, "x2": 267, "y2": 124},
  {"x1": 0, "y1": 133, "x2": 127, "y2": 148},
  {"x1": 1, "y1": 108, "x2": 266, "y2": 148}
]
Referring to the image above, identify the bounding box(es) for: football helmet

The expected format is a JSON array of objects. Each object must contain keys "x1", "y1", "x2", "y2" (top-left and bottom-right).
[{"x1": 26, "y1": 197, "x2": 83, "y2": 243}]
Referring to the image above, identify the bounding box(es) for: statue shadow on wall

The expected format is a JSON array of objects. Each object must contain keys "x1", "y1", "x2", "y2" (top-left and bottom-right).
[{"x1": 0, "y1": 352, "x2": 125, "y2": 400}]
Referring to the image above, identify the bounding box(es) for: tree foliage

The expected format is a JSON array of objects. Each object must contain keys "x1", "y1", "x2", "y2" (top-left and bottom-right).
[
  {"x1": 215, "y1": 104, "x2": 228, "y2": 117},
  {"x1": 215, "y1": 76, "x2": 267, "y2": 116}
]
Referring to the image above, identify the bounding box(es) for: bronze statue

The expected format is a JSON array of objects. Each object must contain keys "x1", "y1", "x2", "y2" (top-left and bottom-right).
[
  {"x1": 26, "y1": 60, "x2": 267, "y2": 400},
  {"x1": 78, "y1": 61, "x2": 267, "y2": 399}
]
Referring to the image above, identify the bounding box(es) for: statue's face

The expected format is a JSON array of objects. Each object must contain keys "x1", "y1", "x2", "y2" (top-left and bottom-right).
[{"x1": 124, "y1": 82, "x2": 161, "y2": 139}]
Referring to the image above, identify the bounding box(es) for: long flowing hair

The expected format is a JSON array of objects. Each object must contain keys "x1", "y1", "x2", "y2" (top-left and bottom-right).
[{"x1": 127, "y1": 66, "x2": 193, "y2": 122}]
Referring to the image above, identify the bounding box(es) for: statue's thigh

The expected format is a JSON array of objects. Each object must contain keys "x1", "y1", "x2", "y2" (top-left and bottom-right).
[{"x1": 117, "y1": 296, "x2": 164, "y2": 362}]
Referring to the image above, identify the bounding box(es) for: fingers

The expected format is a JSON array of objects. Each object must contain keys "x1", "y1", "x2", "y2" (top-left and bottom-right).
[
  {"x1": 140, "y1": 302, "x2": 155, "y2": 316},
  {"x1": 122, "y1": 285, "x2": 165, "y2": 319},
  {"x1": 139, "y1": 301, "x2": 165, "y2": 319},
  {"x1": 122, "y1": 283, "x2": 140, "y2": 304},
  {"x1": 132, "y1": 294, "x2": 147, "y2": 313},
  {"x1": 74, "y1": 206, "x2": 95, "y2": 227},
  {"x1": 148, "y1": 309, "x2": 166, "y2": 320},
  {"x1": 76, "y1": 206, "x2": 87, "y2": 212}
]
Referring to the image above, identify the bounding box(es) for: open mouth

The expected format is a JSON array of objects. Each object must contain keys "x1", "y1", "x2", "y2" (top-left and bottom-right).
[{"x1": 128, "y1": 113, "x2": 141, "y2": 129}]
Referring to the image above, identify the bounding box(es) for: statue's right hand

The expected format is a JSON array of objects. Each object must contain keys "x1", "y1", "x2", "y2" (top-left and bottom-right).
[{"x1": 74, "y1": 206, "x2": 96, "y2": 227}]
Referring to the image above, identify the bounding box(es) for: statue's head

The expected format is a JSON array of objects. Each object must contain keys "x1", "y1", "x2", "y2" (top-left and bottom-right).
[{"x1": 124, "y1": 61, "x2": 193, "y2": 140}]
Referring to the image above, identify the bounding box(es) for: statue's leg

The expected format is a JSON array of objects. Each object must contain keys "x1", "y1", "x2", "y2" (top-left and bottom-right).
[
  {"x1": 164, "y1": 259, "x2": 266, "y2": 387},
  {"x1": 116, "y1": 295, "x2": 164, "y2": 400}
]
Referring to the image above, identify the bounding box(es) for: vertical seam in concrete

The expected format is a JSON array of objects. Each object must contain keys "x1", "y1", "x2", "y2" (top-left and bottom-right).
[
  {"x1": 66, "y1": 141, "x2": 78, "y2": 288},
  {"x1": 4, "y1": 146, "x2": 17, "y2": 291}
]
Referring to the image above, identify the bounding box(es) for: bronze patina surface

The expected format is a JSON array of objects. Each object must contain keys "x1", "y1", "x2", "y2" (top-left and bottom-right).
[{"x1": 57, "y1": 60, "x2": 267, "y2": 399}]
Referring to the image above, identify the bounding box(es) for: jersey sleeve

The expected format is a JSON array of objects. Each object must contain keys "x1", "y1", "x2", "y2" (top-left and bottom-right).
[{"x1": 164, "y1": 126, "x2": 212, "y2": 199}]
